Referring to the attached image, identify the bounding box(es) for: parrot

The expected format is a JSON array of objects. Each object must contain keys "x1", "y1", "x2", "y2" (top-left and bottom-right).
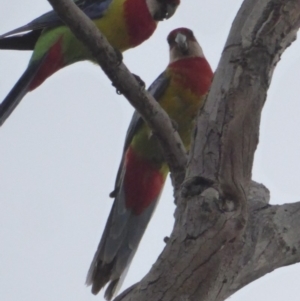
[
  {"x1": 0, "y1": 0, "x2": 180, "y2": 126},
  {"x1": 86, "y1": 27, "x2": 213, "y2": 300}
]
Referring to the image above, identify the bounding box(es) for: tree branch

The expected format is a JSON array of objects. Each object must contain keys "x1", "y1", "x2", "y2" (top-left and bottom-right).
[
  {"x1": 46, "y1": 0, "x2": 187, "y2": 187},
  {"x1": 187, "y1": 0, "x2": 300, "y2": 216},
  {"x1": 227, "y1": 200, "x2": 300, "y2": 298}
]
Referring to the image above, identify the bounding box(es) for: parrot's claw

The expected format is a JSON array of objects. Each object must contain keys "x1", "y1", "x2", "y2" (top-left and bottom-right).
[
  {"x1": 132, "y1": 73, "x2": 146, "y2": 89},
  {"x1": 111, "y1": 81, "x2": 123, "y2": 95},
  {"x1": 111, "y1": 73, "x2": 145, "y2": 95},
  {"x1": 114, "y1": 48, "x2": 123, "y2": 65}
]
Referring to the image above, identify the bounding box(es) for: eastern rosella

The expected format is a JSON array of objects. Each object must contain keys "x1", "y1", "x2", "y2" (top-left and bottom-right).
[
  {"x1": 0, "y1": 0, "x2": 180, "y2": 126},
  {"x1": 86, "y1": 27, "x2": 213, "y2": 300}
]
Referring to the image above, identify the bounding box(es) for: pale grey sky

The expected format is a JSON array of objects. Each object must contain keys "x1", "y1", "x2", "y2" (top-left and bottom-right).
[{"x1": 0, "y1": 1, "x2": 300, "y2": 301}]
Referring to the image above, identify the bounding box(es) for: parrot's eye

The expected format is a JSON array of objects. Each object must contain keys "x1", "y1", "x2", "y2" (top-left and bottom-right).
[
  {"x1": 184, "y1": 29, "x2": 193, "y2": 38},
  {"x1": 167, "y1": 35, "x2": 175, "y2": 46}
]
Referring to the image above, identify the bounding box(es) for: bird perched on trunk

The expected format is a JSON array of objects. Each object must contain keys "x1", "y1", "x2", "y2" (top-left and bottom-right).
[
  {"x1": 0, "y1": 0, "x2": 180, "y2": 126},
  {"x1": 86, "y1": 27, "x2": 213, "y2": 300}
]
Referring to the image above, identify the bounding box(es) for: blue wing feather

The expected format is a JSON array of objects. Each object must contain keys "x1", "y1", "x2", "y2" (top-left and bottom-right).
[{"x1": 0, "y1": 0, "x2": 113, "y2": 38}]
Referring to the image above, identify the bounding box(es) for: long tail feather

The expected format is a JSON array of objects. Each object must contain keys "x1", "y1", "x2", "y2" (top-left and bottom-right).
[
  {"x1": 86, "y1": 138, "x2": 167, "y2": 300},
  {"x1": 0, "y1": 59, "x2": 44, "y2": 126},
  {"x1": 0, "y1": 24, "x2": 39, "y2": 39},
  {"x1": 86, "y1": 200, "x2": 158, "y2": 300},
  {"x1": 0, "y1": 31, "x2": 41, "y2": 50}
]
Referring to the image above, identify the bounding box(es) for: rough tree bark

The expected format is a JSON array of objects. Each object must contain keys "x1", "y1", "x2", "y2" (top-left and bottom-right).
[{"x1": 46, "y1": 0, "x2": 300, "y2": 300}]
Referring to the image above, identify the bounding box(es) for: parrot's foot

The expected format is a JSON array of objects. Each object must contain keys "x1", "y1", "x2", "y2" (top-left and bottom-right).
[
  {"x1": 111, "y1": 80, "x2": 123, "y2": 95},
  {"x1": 112, "y1": 73, "x2": 146, "y2": 95},
  {"x1": 164, "y1": 236, "x2": 170, "y2": 243},
  {"x1": 114, "y1": 48, "x2": 123, "y2": 65},
  {"x1": 112, "y1": 73, "x2": 145, "y2": 95},
  {"x1": 132, "y1": 73, "x2": 146, "y2": 89}
]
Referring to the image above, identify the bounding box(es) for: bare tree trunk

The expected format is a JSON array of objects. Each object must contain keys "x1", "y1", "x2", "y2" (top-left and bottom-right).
[{"x1": 46, "y1": 0, "x2": 300, "y2": 300}]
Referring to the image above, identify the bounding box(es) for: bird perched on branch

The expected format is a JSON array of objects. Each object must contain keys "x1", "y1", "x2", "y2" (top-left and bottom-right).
[
  {"x1": 0, "y1": 0, "x2": 180, "y2": 126},
  {"x1": 86, "y1": 27, "x2": 213, "y2": 300}
]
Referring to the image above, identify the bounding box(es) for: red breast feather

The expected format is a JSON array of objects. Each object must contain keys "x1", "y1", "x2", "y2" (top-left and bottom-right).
[
  {"x1": 123, "y1": 0, "x2": 157, "y2": 48},
  {"x1": 169, "y1": 57, "x2": 213, "y2": 96}
]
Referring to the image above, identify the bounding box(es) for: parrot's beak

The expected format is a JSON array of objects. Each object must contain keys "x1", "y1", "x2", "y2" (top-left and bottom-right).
[
  {"x1": 154, "y1": 3, "x2": 178, "y2": 21},
  {"x1": 175, "y1": 33, "x2": 188, "y2": 54},
  {"x1": 165, "y1": 3, "x2": 177, "y2": 19}
]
